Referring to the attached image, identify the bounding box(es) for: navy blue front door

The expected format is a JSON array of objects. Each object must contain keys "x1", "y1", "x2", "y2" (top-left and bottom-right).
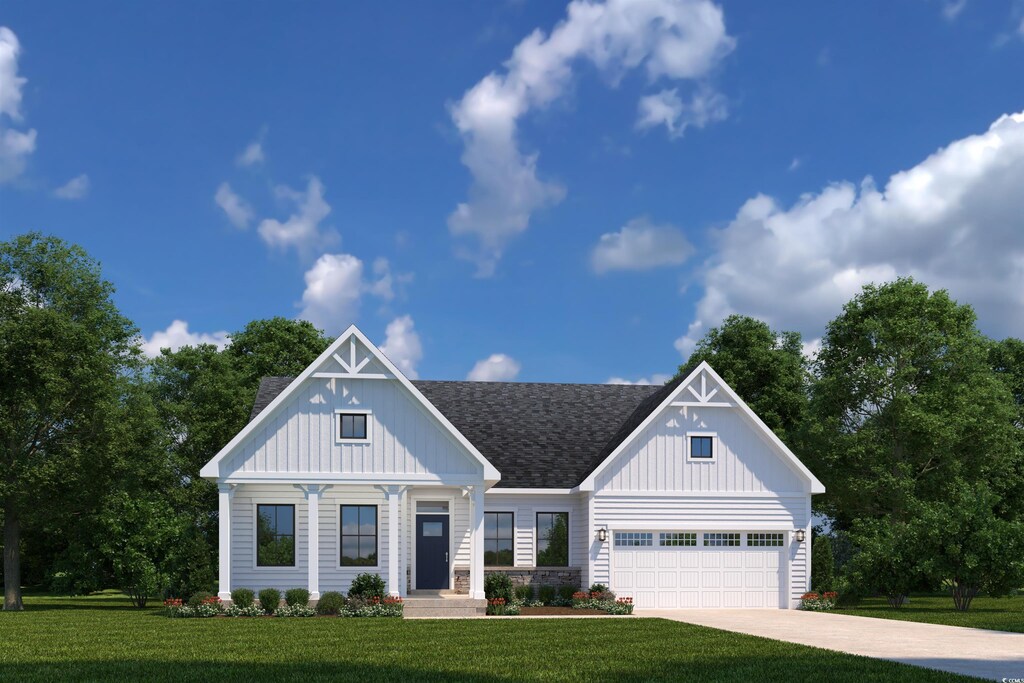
[{"x1": 416, "y1": 514, "x2": 449, "y2": 589}]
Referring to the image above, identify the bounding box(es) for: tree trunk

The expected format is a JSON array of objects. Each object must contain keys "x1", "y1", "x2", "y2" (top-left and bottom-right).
[
  {"x1": 952, "y1": 581, "x2": 977, "y2": 612},
  {"x1": 3, "y1": 502, "x2": 23, "y2": 611}
]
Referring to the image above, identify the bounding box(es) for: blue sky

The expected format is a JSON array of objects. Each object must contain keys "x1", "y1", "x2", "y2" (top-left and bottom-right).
[{"x1": 2, "y1": 0, "x2": 1024, "y2": 383}]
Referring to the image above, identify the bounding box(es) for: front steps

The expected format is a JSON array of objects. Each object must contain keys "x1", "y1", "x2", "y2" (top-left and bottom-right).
[{"x1": 403, "y1": 592, "x2": 486, "y2": 618}]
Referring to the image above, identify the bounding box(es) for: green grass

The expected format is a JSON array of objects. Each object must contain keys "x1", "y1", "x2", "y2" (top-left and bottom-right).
[
  {"x1": 0, "y1": 593, "x2": 976, "y2": 682},
  {"x1": 832, "y1": 593, "x2": 1024, "y2": 633}
]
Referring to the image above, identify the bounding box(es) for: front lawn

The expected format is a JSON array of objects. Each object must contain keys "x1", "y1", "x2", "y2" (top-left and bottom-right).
[
  {"x1": 832, "y1": 594, "x2": 1024, "y2": 633},
  {"x1": 0, "y1": 593, "x2": 976, "y2": 682}
]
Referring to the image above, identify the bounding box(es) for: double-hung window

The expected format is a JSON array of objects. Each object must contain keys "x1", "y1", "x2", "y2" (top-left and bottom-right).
[
  {"x1": 340, "y1": 505, "x2": 378, "y2": 566},
  {"x1": 256, "y1": 504, "x2": 295, "y2": 567},
  {"x1": 536, "y1": 512, "x2": 569, "y2": 566},
  {"x1": 484, "y1": 512, "x2": 514, "y2": 566}
]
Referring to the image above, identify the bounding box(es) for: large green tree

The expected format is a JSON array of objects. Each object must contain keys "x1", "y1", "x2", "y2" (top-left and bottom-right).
[
  {"x1": 0, "y1": 234, "x2": 138, "y2": 610},
  {"x1": 678, "y1": 314, "x2": 809, "y2": 443},
  {"x1": 805, "y1": 279, "x2": 1021, "y2": 529}
]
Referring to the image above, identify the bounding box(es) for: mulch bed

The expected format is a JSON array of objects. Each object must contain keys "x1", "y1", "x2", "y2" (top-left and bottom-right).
[{"x1": 518, "y1": 607, "x2": 606, "y2": 616}]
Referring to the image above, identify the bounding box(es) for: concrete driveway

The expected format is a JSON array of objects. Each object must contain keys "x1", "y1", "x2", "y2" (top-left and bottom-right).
[{"x1": 636, "y1": 608, "x2": 1024, "y2": 681}]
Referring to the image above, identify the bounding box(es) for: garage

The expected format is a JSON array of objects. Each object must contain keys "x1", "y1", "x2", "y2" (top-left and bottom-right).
[{"x1": 611, "y1": 531, "x2": 787, "y2": 609}]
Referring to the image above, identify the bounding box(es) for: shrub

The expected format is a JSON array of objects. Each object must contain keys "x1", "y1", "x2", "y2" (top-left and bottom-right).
[
  {"x1": 258, "y1": 588, "x2": 281, "y2": 613},
  {"x1": 273, "y1": 604, "x2": 317, "y2": 617},
  {"x1": 341, "y1": 595, "x2": 403, "y2": 617},
  {"x1": 316, "y1": 591, "x2": 346, "y2": 615},
  {"x1": 572, "y1": 592, "x2": 633, "y2": 614},
  {"x1": 513, "y1": 584, "x2": 533, "y2": 604},
  {"x1": 348, "y1": 573, "x2": 386, "y2": 601},
  {"x1": 604, "y1": 597, "x2": 634, "y2": 615},
  {"x1": 538, "y1": 585, "x2": 556, "y2": 605},
  {"x1": 285, "y1": 588, "x2": 310, "y2": 607},
  {"x1": 812, "y1": 535, "x2": 836, "y2": 593},
  {"x1": 187, "y1": 591, "x2": 215, "y2": 608},
  {"x1": 835, "y1": 575, "x2": 864, "y2": 607},
  {"x1": 800, "y1": 591, "x2": 838, "y2": 611},
  {"x1": 169, "y1": 595, "x2": 222, "y2": 617},
  {"x1": 487, "y1": 597, "x2": 508, "y2": 616},
  {"x1": 230, "y1": 588, "x2": 255, "y2": 608},
  {"x1": 557, "y1": 585, "x2": 578, "y2": 605},
  {"x1": 484, "y1": 573, "x2": 514, "y2": 603},
  {"x1": 589, "y1": 583, "x2": 608, "y2": 593},
  {"x1": 225, "y1": 604, "x2": 264, "y2": 617}
]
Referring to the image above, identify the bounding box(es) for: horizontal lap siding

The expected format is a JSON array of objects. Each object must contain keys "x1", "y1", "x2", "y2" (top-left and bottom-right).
[
  {"x1": 231, "y1": 485, "x2": 308, "y2": 592},
  {"x1": 225, "y1": 377, "x2": 479, "y2": 477},
  {"x1": 591, "y1": 495, "x2": 809, "y2": 604},
  {"x1": 484, "y1": 494, "x2": 587, "y2": 569},
  {"x1": 318, "y1": 487, "x2": 390, "y2": 594}
]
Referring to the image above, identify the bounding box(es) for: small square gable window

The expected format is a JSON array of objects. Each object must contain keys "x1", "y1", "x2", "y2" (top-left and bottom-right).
[
  {"x1": 336, "y1": 412, "x2": 369, "y2": 442},
  {"x1": 687, "y1": 433, "x2": 716, "y2": 461}
]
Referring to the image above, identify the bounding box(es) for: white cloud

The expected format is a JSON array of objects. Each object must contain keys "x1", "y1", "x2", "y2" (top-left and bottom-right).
[
  {"x1": 237, "y1": 138, "x2": 265, "y2": 167},
  {"x1": 466, "y1": 353, "x2": 521, "y2": 381},
  {"x1": 448, "y1": 0, "x2": 734, "y2": 276},
  {"x1": 591, "y1": 216, "x2": 693, "y2": 273},
  {"x1": 636, "y1": 85, "x2": 727, "y2": 139},
  {"x1": 941, "y1": 0, "x2": 967, "y2": 21},
  {"x1": 215, "y1": 182, "x2": 254, "y2": 229},
  {"x1": 676, "y1": 111, "x2": 1024, "y2": 355},
  {"x1": 607, "y1": 373, "x2": 671, "y2": 385},
  {"x1": 788, "y1": 157, "x2": 802, "y2": 172},
  {"x1": 0, "y1": 27, "x2": 37, "y2": 183},
  {"x1": 298, "y1": 253, "x2": 365, "y2": 334},
  {"x1": 53, "y1": 174, "x2": 89, "y2": 200},
  {"x1": 368, "y1": 258, "x2": 395, "y2": 301},
  {"x1": 258, "y1": 176, "x2": 339, "y2": 255},
  {"x1": 380, "y1": 315, "x2": 423, "y2": 379},
  {"x1": 141, "y1": 320, "x2": 230, "y2": 357}
]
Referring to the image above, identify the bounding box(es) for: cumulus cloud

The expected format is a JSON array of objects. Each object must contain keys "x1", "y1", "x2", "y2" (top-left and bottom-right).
[
  {"x1": 297, "y1": 253, "x2": 403, "y2": 334},
  {"x1": 258, "y1": 176, "x2": 339, "y2": 255},
  {"x1": 380, "y1": 315, "x2": 423, "y2": 379},
  {"x1": 141, "y1": 320, "x2": 230, "y2": 357},
  {"x1": 607, "y1": 373, "x2": 671, "y2": 385},
  {"x1": 237, "y1": 137, "x2": 265, "y2": 167},
  {"x1": 53, "y1": 174, "x2": 89, "y2": 200},
  {"x1": 635, "y1": 85, "x2": 728, "y2": 139},
  {"x1": 676, "y1": 111, "x2": 1024, "y2": 356},
  {"x1": 466, "y1": 353, "x2": 521, "y2": 381},
  {"x1": 448, "y1": 0, "x2": 734, "y2": 276},
  {"x1": 0, "y1": 27, "x2": 37, "y2": 183},
  {"x1": 591, "y1": 216, "x2": 693, "y2": 273},
  {"x1": 215, "y1": 182, "x2": 254, "y2": 229}
]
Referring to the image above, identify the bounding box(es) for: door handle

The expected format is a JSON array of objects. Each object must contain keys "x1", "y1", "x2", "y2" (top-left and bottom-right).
[{"x1": 445, "y1": 551, "x2": 449, "y2": 563}]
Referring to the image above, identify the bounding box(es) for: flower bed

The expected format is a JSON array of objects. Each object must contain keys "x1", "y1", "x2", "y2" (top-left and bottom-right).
[
  {"x1": 800, "y1": 592, "x2": 838, "y2": 611},
  {"x1": 571, "y1": 591, "x2": 634, "y2": 615},
  {"x1": 164, "y1": 584, "x2": 403, "y2": 618},
  {"x1": 486, "y1": 598, "x2": 521, "y2": 616}
]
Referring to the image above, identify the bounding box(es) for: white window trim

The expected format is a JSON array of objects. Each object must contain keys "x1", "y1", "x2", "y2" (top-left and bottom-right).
[
  {"x1": 252, "y1": 500, "x2": 301, "y2": 571},
  {"x1": 686, "y1": 431, "x2": 718, "y2": 462},
  {"x1": 483, "y1": 509, "x2": 516, "y2": 568},
  {"x1": 337, "y1": 503, "x2": 381, "y2": 570},
  {"x1": 535, "y1": 509, "x2": 572, "y2": 567},
  {"x1": 408, "y1": 492, "x2": 456, "y2": 591},
  {"x1": 334, "y1": 408, "x2": 372, "y2": 445}
]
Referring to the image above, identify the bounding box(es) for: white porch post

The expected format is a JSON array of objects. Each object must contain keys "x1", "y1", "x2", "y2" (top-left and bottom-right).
[
  {"x1": 306, "y1": 485, "x2": 321, "y2": 600},
  {"x1": 217, "y1": 483, "x2": 235, "y2": 601},
  {"x1": 387, "y1": 486, "x2": 400, "y2": 597},
  {"x1": 470, "y1": 485, "x2": 485, "y2": 600},
  {"x1": 398, "y1": 487, "x2": 408, "y2": 598}
]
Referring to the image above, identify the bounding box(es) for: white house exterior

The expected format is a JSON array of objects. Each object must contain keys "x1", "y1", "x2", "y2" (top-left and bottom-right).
[{"x1": 201, "y1": 325, "x2": 824, "y2": 609}]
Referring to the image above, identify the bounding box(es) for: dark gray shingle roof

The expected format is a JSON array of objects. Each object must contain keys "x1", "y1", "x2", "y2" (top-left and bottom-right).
[{"x1": 249, "y1": 376, "x2": 664, "y2": 488}]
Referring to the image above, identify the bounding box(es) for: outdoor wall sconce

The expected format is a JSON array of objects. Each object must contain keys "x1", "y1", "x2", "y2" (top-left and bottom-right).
[
  {"x1": 794, "y1": 529, "x2": 806, "y2": 543},
  {"x1": 597, "y1": 528, "x2": 608, "y2": 543}
]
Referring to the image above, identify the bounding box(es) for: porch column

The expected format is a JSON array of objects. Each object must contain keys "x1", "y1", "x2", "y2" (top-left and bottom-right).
[
  {"x1": 306, "y1": 485, "x2": 321, "y2": 600},
  {"x1": 470, "y1": 485, "x2": 485, "y2": 600},
  {"x1": 398, "y1": 487, "x2": 408, "y2": 597},
  {"x1": 217, "y1": 483, "x2": 235, "y2": 601},
  {"x1": 387, "y1": 486, "x2": 400, "y2": 597}
]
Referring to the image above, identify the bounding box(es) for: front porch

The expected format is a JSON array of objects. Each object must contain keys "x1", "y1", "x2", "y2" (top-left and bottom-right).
[{"x1": 216, "y1": 481, "x2": 489, "y2": 602}]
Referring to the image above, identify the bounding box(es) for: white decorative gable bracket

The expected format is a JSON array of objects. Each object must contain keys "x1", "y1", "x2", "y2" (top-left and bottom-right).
[
  {"x1": 671, "y1": 370, "x2": 734, "y2": 408},
  {"x1": 313, "y1": 337, "x2": 391, "y2": 380}
]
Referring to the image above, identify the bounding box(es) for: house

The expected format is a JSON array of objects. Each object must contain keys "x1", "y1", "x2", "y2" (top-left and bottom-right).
[{"x1": 200, "y1": 325, "x2": 824, "y2": 609}]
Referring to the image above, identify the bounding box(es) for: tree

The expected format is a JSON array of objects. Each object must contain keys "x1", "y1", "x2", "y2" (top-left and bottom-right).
[
  {"x1": 848, "y1": 518, "x2": 922, "y2": 608},
  {"x1": 97, "y1": 493, "x2": 181, "y2": 608},
  {"x1": 0, "y1": 234, "x2": 138, "y2": 610},
  {"x1": 226, "y1": 317, "x2": 330, "y2": 390},
  {"x1": 811, "y1": 534, "x2": 835, "y2": 592},
  {"x1": 678, "y1": 315, "x2": 808, "y2": 443},
  {"x1": 913, "y1": 482, "x2": 1024, "y2": 611},
  {"x1": 805, "y1": 279, "x2": 1021, "y2": 528}
]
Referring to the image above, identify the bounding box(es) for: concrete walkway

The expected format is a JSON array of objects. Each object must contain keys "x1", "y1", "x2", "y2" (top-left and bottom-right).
[{"x1": 636, "y1": 608, "x2": 1024, "y2": 681}]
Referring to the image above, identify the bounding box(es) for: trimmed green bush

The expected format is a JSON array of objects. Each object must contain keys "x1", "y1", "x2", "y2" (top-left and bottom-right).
[
  {"x1": 230, "y1": 588, "x2": 255, "y2": 608},
  {"x1": 258, "y1": 588, "x2": 281, "y2": 613},
  {"x1": 812, "y1": 535, "x2": 836, "y2": 592},
  {"x1": 186, "y1": 591, "x2": 215, "y2": 608},
  {"x1": 348, "y1": 573, "x2": 386, "y2": 601},
  {"x1": 285, "y1": 588, "x2": 310, "y2": 607},
  {"x1": 538, "y1": 585, "x2": 556, "y2": 605},
  {"x1": 316, "y1": 591, "x2": 346, "y2": 615},
  {"x1": 589, "y1": 583, "x2": 608, "y2": 593},
  {"x1": 513, "y1": 584, "x2": 533, "y2": 603},
  {"x1": 558, "y1": 585, "x2": 577, "y2": 604},
  {"x1": 484, "y1": 573, "x2": 514, "y2": 603}
]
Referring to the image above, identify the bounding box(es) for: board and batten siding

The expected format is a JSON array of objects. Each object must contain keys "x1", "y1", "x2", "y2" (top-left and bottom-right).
[
  {"x1": 595, "y1": 407, "x2": 805, "y2": 493},
  {"x1": 484, "y1": 493, "x2": 588, "y2": 569},
  {"x1": 224, "y1": 378, "x2": 480, "y2": 477},
  {"x1": 591, "y1": 494, "x2": 811, "y2": 606}
]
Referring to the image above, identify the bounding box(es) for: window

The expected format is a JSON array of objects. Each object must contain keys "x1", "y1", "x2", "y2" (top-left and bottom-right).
[
  {"x1": 340, "y1": 505, "x2": 377, "y2": 566},
  {"x1": 614, "y1": 532, "x2": 653, "y2": 547},
  {"x1": 748, "y1": 532, "x2": 784, "y2": 547},
  {"x1": 659, "y1": 532, "x2": 697, "y2": 547},
  {"x1": 484, "y1": 512, "x2": 514, "y2": 566},
  {"x1": 689, "y1": 435, "x2": 714, "y2": 459},
  {"x1": 256, "y1": 504, "x2": 295, "y2": 567},
  {"x1": 703, "y1": 532, "x2": 740, "y2": 547},
  {"x1": 337, "y1": 413, "x2": 368, "y2": 440},
  {"x1": 536, "y1": 512, "x2": 569, "y2": 566},
  {"x1": 417, "y1": 501, "x2": 449, "y2": 513}
]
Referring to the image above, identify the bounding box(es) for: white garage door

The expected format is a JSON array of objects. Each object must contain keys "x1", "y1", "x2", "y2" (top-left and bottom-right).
[{"x1": 611, "y1": 531, "x2": 786, "y2": 609}]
